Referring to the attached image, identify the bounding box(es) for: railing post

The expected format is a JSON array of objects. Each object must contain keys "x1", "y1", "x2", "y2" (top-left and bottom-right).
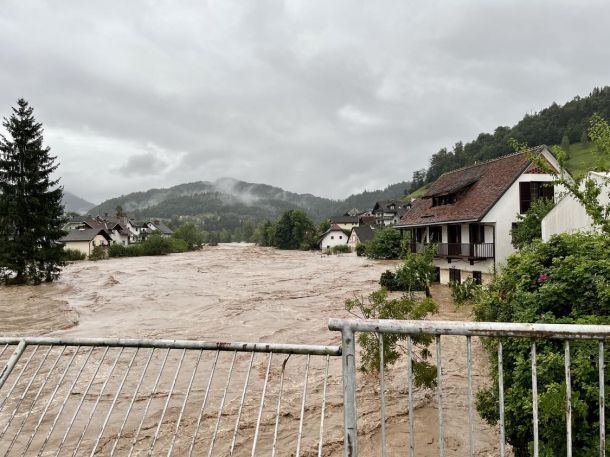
[{"x1": 341, "y1": 327, "x2": 358, "y2": 457}]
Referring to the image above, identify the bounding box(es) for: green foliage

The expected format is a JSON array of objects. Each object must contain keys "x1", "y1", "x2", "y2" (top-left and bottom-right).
[
  {"x1": 510, "y1": 198, "x2": 555, "y2": 249},
  {"x1": 345, "y1": 288, "x2": 438, "y2": 386},
  {"x1": 63, "y1": 249, "x2": 86, "y2": 261},
  {"x1": 88, "y1": 245, "x2": 107, "y2": 261},
  {"x1": 325, "y1": 244, "x2": 351, "y2": 255},
  {"x1": 355, "y1": 243, "x2": 367, "y2": 256},
  {"x1": 108, "y1": 234, "x2": 188, "y2": 258},
  {"x1": 168, "y1": 238, "x2": 188, "y2": 253},
  {"x1": 473, "y1": 233, "x2": 610, "y2": 456},
  {"x1": 318, "y1": 219, "x2": 331, "y2": 234},
  {"x1": 379, "y1": 270, "x2": 403, "y2": 291},
  {"x1": 0, "y1": 99, "x2": 66, "y2": 284},
  {"x1": 172, "y1": 223, "x2": 204, "y2": 250},
  {"x1": 272, "y1": 210, "x2": 318, "y2": 250},
  {"x1": 448, "y1": 277, "x2": 481, "y2": 306},
  {"x1": 365, "y1": 228, "x2": 403, "y2": 259},
  {"x1": 380, "y1": 244, "x2": 438, "y2": 296}
]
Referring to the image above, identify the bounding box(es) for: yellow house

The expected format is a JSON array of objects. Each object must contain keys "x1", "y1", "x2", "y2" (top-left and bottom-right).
[{"x1": 61, "y1": 229, "x2": 112, "y2": 258}]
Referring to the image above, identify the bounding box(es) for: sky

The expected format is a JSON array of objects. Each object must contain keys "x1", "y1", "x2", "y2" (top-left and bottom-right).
[{"x1": 1, "y1": 0, "x2": 609, "y2": 204}]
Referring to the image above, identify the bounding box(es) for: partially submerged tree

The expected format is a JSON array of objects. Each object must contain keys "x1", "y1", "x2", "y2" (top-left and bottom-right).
[{"x1": 0, "y1": 99, "x2": 66, "y2": 284}]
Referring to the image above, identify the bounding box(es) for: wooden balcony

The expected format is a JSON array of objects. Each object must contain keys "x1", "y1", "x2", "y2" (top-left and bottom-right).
[{"x1": 410, "y1": 242, "x2": 494, "y2": 260}]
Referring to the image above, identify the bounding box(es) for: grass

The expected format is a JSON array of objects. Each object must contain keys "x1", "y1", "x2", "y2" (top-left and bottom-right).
[
  {"x1": 404, "y1": 184, "x2": 430, "y2": 200},
  {"x1": 560, "y1": 142, "x2": 609, "y2": 177}
]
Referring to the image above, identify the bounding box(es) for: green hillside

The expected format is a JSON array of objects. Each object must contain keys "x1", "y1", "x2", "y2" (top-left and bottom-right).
[{"x1": 563, "y1": 142, "x2": 609, "y2": 176}]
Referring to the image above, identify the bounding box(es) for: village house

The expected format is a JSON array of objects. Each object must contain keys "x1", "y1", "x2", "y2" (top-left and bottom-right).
[
  {"x1": 329, "y1": 215, "x2": 360, "y2": 231},
  {"x1": 372, "y1": 200, "x2": 410, "y2": 226},
  {"x1": 82, "y1": 217, "x2": 131, "y2": 246},
  {"x1": 319, "y1": 224, "x2": 349, "y2": 250},
  {"x1": 61, "y1": 228, "x2": 113, "y2": 258},
  {"x1": 395, "y1": 147, "x2": 561, "y2": 284},
  {"x1": 542, "y1": 171, "x2": 610, "y2": 240},
  {"x1": 348, "y1": 225, "x2": 375, "y2": 249}
]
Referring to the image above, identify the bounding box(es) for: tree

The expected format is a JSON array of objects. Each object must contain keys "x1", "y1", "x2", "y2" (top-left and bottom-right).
[
  {"x1": 474, "y1": 233, "x2": 610, "y2": 456},
  {"x1": 510, "y1": 198, "x2": 555, "y2": 249},
  {"x1": 560, "y1": 133, "x2": 571, "y2": 157},
  {"x1": 365, "y1": 228, "x2": 403, "y2": 259},
  {"x1": 115, "y1": 205, "x2": 126, "y2": 217},
  {"x1": 0, "y1": 99, "x2": 66, "y2": 284},
  {"x1": 272, "y1": 209, "x2": 317, "y2": 250},
  {"x1": 172, "y1": 223, "x2": 204, "y2": 250}
]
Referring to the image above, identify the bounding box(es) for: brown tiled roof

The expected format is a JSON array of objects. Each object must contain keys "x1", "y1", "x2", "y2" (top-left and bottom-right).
[{"x1": 398, "y1": 150, "x2": 540, "y2": 226}]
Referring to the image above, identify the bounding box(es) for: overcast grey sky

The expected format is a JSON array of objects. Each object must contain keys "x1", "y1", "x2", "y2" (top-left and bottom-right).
[{"x1": 1, "y1": 0, "x2": 609, "y2": 203}]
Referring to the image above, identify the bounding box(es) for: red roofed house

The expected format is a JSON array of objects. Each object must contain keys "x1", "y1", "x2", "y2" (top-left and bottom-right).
[
  {"x1": 395, "y1": 146, "x2": 561, "y2": 284},
  {"x1": 319, "y1": 224, "x2": 349, "y2": 250}
]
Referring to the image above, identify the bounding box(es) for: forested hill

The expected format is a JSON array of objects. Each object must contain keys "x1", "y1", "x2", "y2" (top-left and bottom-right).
[
  {"x1": 88, "y1": 177, "x2": 411, "y2": 230},
  {"x1": 408, "y1": 86, "x2": 610, "y2": 192}
]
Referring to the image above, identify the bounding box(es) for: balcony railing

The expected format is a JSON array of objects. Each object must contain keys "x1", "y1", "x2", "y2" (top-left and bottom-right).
[{"x1": 410, "y1": 242, "x2": 494, "y2": 259}]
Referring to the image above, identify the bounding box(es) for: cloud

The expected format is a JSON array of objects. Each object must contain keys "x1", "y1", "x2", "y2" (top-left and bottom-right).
[{"x1": 1, "y1": 0, "x2": 609, "y2": 203}]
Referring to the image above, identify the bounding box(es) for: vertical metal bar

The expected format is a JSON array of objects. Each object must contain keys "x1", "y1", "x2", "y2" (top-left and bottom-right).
[
  {"x1": 296, "y1": 354, "x2": 311, "y2": 457},
  {"x1": 208, "y1": 350, "x2": 237, "y2": 457},
  {"x1": 532, "y1": 342, "x2": 539, "y2": 457},
  {"x1": 0, "y1": 345, "x2": 52, "y2": 440},
  {"x1": 317, "y1": 354, "x2": 330, "y2": 457},
  {"x1": 5, "y1": 347, "x2": 66, "y2": 455},
  {"x1": 230, "y1": 352, "x2": 255, "y2": 456},
  {"x1": 167, "y1": 350, "x2": 203, "y2": 457},
  {"x1": 110, "y1": 348, "x2": 156, "y2": 457},
  {"x1": 407, "y1": 336, "x2": 414, "y2": 457},
  {"x1": 22, "y1": 346, "x2": 81, "y2": 456},
  {"x1": 188, "y1": 350, "x2": 220, "y2": 457},
  {"x1": 90, "y1": 348, "x2": 140, "y2": 457},
  {"x1": 378, "y1": 334, "x2": 387, "y2": 457},
  {"x1": 436, "y1": 335, "x2": 444, "y2": 457},
  {"x1": 38, "y1": 347, "x2": 95, "y2": 456},
  {"x1": 0, "y1": 344, "x2": 9, "y2": 360},
  {"x1": 0, "y1": 343, "x2": 36, "y2": 413},
  {"x1": 498, "y1": 340, "x2": 505, "y2": 457},
  {"x1": 128, "y1": 347, "x2": 171, "y2": 457},
  {"x1": 54, "y1": 347, "x2": 110, "y2": 457},
  {"x1": 251, "y1": 352, "x2": 273, "y2": 457},
  {"x1": 271, "y1": 356, "x2": 289, "y2": 457},
  {"x1": 0, "y1": 339, "x2": 27, "y2": 390},
  {"x1": 601, "y1": 341, "x2": 606, "y2": 457},
  {"x1": 342, "y1": 328, "x2": 358, "y2": 457},
  {"x1": 71, "y1": 347, "x2": 125, "y2": 456},
  {"x1": 565, "y1": 340, "x2": 572, "y2": 457},
  {"x1": 467, "y1": 336, "x2": 474, "y2": 457}
]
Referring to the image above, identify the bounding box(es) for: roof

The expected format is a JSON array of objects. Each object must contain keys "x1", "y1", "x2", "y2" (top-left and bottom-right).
[
  {"x1": 372, "y1": 200, "x2": 408, "y2": 213},
  {"x1": 319, "y1": 224, "x2": 348, "y2": 240},
  {"x1": 330, "y1": 215, "x2": 359, "y2": 224},
  {"x1": 397, "y1": 149, "x2": 542, "y2": 227},
  {"x1": 351, "y1": 225, "x2": 375, "y2": 243},
  {"x1": 61, "y1": 228, "x2": 112, "y2": 242},
  {"x1": 151, "y1": 220, "x2": 173, "y2": 235}
]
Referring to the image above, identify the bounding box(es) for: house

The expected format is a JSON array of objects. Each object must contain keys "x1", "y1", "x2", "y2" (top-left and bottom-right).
[
  {"x1": 63, "y1": 215, "x2": 86, "y2": 231},
  {"x1": 395, "y1": 147, "x2": 561, "y2": 284},
  {"x1": 82, "y1": 217, "x2": 131, "y2": 246},
  {"x1": 149, "y1": 220, "x2": 174, "y2": 237},
  {"x1": 329, "y1": 215, "x2": 360, "y2": 231},
  {"x1": 348, "y1": 225, "x2": 375, "y2": 249},
  {"x1": 61, "y1": 228, "x2": 113, "y2": 258},
  {"x1": 542, "y1": 171, "x2": 610, "y2": 240},
  {"x1": 372, "y1": 200, "x2": 410, "y2": 226},
  {"x1": 319, "y1": 224, "x2": 349, "y2": 250}
]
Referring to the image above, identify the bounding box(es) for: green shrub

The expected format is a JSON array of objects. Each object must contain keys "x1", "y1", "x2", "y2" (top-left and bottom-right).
[
  {"x1": 172, "y1": 223, "x2": 204, "y2": 251},
  {"x1": 474, "y1": 233, "x2": 610, "y2": 456},
  {"x1": 169, "y1": 238, "x2": 188, "y2": 253},
  {"x1": 510, "y1": 198, "x2": 555, "y2": 249},
  {"x1": 140, "y1": 234, "x2": 173, "y2": 256},
  {"x1": 63, "y1": 249, "x2": 86, "y2": 261},
  {"x1": 88, "y1": 245, "x2": 107, "y2": 261},
  {"x1": 365, "y1": 229, "x2": 403, "y2": 259},
  {"x1": 355, "y1": 243, "x2": 367, "y2": 256},
  {"x1": 331, "y1": 244, "x2": 351, "y2": 254},
  {"x1": 379, "y1": 270, "x2": 402, "y2": 291},
  {"x1": 448, "y1": 277, "x2": 480, "y2": 306}
]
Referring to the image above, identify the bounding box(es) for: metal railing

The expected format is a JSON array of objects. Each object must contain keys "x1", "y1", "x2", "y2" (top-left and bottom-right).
[
  {"x1": 410, "y1": 242, "x2": 495, "y2": 259},
  {"x1": 328, "y1": 318, "x2": 610, "y2": 457},
  {"x1": 0, "y1": 336, "x2": 341, "y2": 456}
]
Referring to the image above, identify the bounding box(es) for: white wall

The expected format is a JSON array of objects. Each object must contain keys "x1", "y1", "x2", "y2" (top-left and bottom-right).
[{"x1": 320, "y1": 230, "x2": 348, "y2": 249}]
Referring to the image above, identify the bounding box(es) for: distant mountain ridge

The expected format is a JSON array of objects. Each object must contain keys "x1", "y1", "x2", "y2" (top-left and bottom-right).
[
  {"x1": 62, "y1": 191, "x2": 95, "y2": 214},
  {"x1": 88, "y1": 178, "x2": 410, "y2": 228}
]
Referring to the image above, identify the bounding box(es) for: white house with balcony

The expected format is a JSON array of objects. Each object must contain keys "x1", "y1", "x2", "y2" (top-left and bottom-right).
[{"x1": 395, "y1": 146, "x2": 561, "y2": 284}]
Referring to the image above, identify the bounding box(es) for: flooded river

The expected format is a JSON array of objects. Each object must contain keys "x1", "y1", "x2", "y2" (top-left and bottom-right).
[{"x1": 0, "y1": 244, "x2": 502, "y2": 455}]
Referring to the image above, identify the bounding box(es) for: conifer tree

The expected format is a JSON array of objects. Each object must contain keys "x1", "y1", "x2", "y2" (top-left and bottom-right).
[{"x1": 0, "y1": 99, "x2": 66, "y2": 284}]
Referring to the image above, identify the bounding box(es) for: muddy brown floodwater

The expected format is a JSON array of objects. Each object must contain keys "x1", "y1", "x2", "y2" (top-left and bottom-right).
[{"x1": 0, "y1": 244, "x2": 504, "y2": 456}]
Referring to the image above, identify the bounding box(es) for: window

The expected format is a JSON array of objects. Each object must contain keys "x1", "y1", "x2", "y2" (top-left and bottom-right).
[
  {"x1": 473, "y1": 271, "x2": 482, "y2": 284},
  {"x1": 92, "y1": 240, "x2": 96, "y2": 246},
  {"x1": 433, "y1": 267, "x2": 441, "y2": 283},
  {"x1": 469, "y1": 224, "x2": 485, "y2": 243},
  {"x1": 331, "y1": 236, "x2": 334, "y2": 240},
  {"x1": 519, "y1": 182, "x2": 554, "y2": 213},
  {"x1": 449, "y1": 268, "x2": 461, "y2": 283},
  {"x1": 429, "y1": 226, "x2": 442, "y2": 243},
  {"x1": 432, "y1": 194, "x2": 456, "y2": 207},
  {"x1": 339, "y1": 236, "x2": 343, "y2": 239}
]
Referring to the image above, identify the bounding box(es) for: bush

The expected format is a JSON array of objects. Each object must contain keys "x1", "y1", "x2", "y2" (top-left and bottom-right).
[
  {"x1": 88, "y1": 245, "x2": 107, "y2": 261},
  {"x1": 139, "y1": 234, "x2": 173, "y2": 256},
  {"x1": 172, "y1": 223, "x2": 204, "y2": 251},
  {"x1": 331, "y1": 244, "x2": 351, "y2": 254},
  {"x1": 63, "y1": 249, "x2": 86, "y2": 261},
  {"x1": 378, "y1": 244, "x2": 437, "y2": 295},
  {"x1": 365, "y1": 229, "x2": 403, "y2": 259},
  {"x1": 355, "y1": 243, "x2": 367, "y2": 256},
  {"x1": 168, "y1": 238, "x2": 188, "y2": 253},
  {"x1": 379, "y1": 270, "x2": 403, "y2": 291},
  {"x1": 474, "y1": 233, "x2": 610, "y2": 456},
  {"x1": 449, "y1": 277, "x2": 480, "y2": 306},
  {"x1": 510, "y1": 198, "x2": 555, "y2": 249}
]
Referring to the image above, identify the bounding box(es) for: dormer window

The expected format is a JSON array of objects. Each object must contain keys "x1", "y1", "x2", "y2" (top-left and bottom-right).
[{"x1": 432, "y1": 194, "x2": 456, "y2": 207}]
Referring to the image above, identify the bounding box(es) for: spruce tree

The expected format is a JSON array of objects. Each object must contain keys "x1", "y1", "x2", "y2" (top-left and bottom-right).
[{"x1": 0, "y1": 99, "x2": 66, "y2": 284}]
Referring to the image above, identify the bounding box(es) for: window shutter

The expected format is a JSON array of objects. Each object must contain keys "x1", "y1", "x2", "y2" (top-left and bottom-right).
[{"x1": 519, "y1": 182, "x2": 531, "y2": 213}]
